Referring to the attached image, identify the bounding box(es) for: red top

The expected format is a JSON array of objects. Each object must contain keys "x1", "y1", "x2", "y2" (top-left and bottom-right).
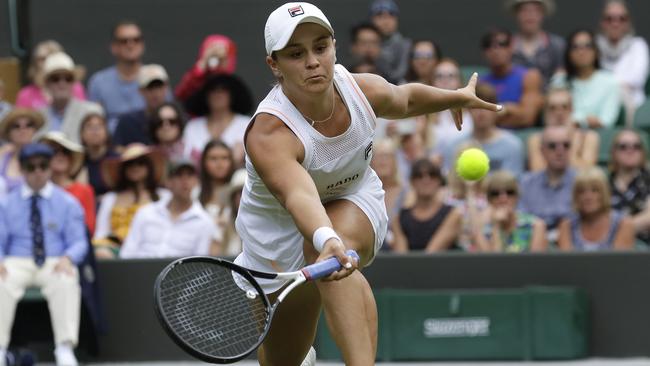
[
  {"x1": 66, "y1": 182, "x2": 96, "y2": 235},
  {"x1": 174, "y1": 34, "x2": 237, "y2": 103}
]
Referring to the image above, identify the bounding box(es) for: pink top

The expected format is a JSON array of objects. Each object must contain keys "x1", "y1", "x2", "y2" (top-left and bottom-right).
[{"x1": 16, "y1": 82, "x2": 87, "y2": 109}]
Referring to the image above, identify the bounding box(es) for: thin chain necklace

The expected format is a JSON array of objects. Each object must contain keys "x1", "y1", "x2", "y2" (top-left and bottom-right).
[{"x1": 303, "y1": 90, "x2": 336, "y2": 127}]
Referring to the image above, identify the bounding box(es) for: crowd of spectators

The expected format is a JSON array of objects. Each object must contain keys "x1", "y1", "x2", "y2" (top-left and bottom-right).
[{"x1": 0, "y1": 0, "x2": 649, "y2": 364}]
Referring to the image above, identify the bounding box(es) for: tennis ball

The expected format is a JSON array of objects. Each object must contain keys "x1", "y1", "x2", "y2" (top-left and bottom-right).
[{"x1": 456, "y1": 148, "x2": 490, "y2": 181}]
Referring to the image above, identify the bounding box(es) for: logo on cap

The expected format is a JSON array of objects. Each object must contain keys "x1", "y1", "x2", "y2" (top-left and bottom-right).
[{"x1": 288, "y1": 5, "x2": 304, "y2": 17}]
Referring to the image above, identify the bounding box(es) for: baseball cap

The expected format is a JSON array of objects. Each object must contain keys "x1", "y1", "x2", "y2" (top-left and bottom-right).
[
  {"x1": 167, "y1": 159, "x2": 197, "y2": 177},
  {"x1": 264, "y1": 2, "x2": 334, "y2": 56},
  {"x1": 19, "y1": 143, "x2": 54, "y2": 163},
  {"x1": 370, "y1": 0, "x2": 399, "y2": 16},
  {"x1": 137, "y1": 64, "x2": 169, "y2": 88}
]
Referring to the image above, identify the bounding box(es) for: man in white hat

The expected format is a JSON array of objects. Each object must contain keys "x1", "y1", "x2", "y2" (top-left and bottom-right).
[
  {"x1": 112, "y1": 64, "x2": 171, "y2": 149},
  {"x1": 39, "y1": 52, "x2": 104, "y2": 144},
  {"x1": 506, "y1": 0, "x2": 565, "y2": 87}
]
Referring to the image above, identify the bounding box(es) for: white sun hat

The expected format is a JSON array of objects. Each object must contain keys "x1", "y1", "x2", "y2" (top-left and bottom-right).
[{"x1": 264, "y1": 2, "x2": 335, "y2": 56}]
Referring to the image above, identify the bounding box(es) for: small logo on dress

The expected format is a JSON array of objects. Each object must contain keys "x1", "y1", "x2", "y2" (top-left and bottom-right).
[
  {"x1": 288, "y1": 5, "x2": 304, "y2": 17},
  {"x1": 364, "y1": 141, "x2": 373, "y2": 160}
]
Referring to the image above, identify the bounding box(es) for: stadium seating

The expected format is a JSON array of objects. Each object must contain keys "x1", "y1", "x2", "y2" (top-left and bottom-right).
[{"x1": 633, "y1": 99, "x2": 650, "y2": 133}]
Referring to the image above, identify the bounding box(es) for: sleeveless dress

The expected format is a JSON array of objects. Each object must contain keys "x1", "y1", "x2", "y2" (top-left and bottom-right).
[
  {"x1": 570, "y1": 211, "x2": 622, "y2": 251},
  {"x1": 235, "y1": 64, "x2": 388, "y2": 293}
]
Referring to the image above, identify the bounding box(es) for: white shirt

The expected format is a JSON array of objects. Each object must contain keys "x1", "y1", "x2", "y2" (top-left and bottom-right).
[
  {"x1": 600, "y1": 36, "x2": 649, "y2": 108},
  {"x1": 119, "y1": 199, "x2": 216, "y2": 258},
  {"x1": 182, "y1": 114, "x2": 250, "y2": 161}
]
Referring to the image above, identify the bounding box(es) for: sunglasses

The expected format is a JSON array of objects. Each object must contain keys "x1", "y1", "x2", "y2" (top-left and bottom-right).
[
  {"x1": 485, "y1": 40, "x2": 510, "y2": 49},
  {"x1": 488, "y1": 189, "x2": 517, "y2": 199},
  {"x1": 124, "y1": 158, "x2": 149, "y2": 167},
  {"x1": 114, "y1": 36, "x2": 143, "y2": 45},
  {"x1": 603, "y1": 14, "x2": 628, "y2": 23},
  {"x1": 571, "y1": 42, "x2": 594, "y2": 50},
  {"x1": 413, "y1": 50, "x2": 435, "y2": 60},
  {"x1": 10, "y1": 121, "x2": 37, "y2": 130},
  {"x1": 47, "y1": 74, "x2": 74, "y2": 84},
  {"x1": 434, "y1": 72, "x2": 459, "y2": 80},
  {"x1": 412, "y1": 171, "x2": 439, "y2": 180},
  {"x1": 616, "y1": 142, "x2": 642, "y2": 151},
  {"x1": 547, "y1": 103, "x2": 571, "y2": 112},
  {"x1": 545, "y1": 141, "x2": 571, "y2": 150},
  {"x1": 156, "y1": 117, "x2": 181, "y2": 127},
  {"x1": 24, "y1": 161, "x2": 50, "y2": 173}
]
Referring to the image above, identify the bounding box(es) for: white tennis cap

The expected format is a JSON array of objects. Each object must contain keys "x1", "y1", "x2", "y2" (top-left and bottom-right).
[{"x1": 264, "y1": 2, "x2": 334, "y2": 56}]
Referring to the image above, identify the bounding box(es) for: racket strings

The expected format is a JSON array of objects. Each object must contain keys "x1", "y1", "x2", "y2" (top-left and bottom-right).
[{"x1": 159, "y1": 261, "x2": 268, "y2": 358}]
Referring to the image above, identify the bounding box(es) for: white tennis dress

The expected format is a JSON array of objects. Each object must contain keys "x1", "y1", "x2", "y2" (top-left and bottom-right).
[{"x1": 235, "y1": 64, "x2": 388, "y2": 293}]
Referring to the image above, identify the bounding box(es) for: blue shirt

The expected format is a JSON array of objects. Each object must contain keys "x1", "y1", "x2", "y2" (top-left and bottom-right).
[
  {"x1": 44, "y1": 106, "x2": 65, "y2": 132},
  {"x1": 481, "y1": 65, "x2": 528, "y2": 103},
  {"x1": 0, "y1": 182, "x2": 88, "y2": 264},
  {"x1": 87, "y1": 66, "x2": 145, "y2": 132},
  {"x1": 518, "y1": 168, "x2": 576, "y2": 229}
]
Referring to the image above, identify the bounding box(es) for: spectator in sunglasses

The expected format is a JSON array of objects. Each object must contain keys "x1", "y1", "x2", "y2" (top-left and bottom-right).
[
  {"x1": 40, "y1": 131, "x2": 96, "y2": 235},
  {"x1": 475, "y1": 170, "x2": 547, "y2": 252},
  {"x1": 608, "y1": 129, "x2": 650, "y2": 247},
  {"x1": 558, "y1": 166, "x2": 634, "y2": 251},
  {"x1": 92, "y1": 144, "x2": 169, "y2": 258},
  {"x1": 39, "y1": 52, "x2": 104, "y2": 143},
  {"x1": 0, "y1": 143, "x2": 87, "y2": 366},
  {"x1": 596, "y1": 0, "x2": 648, "y2": 123},
  {"x1": 528, "y1": 87, "x2": 599, "y2": 171},
  {"x1": 423, "y1": 58, "x2": 474, "y2": 159},
  {"x1": 16, "y1": 40, "x2": 87, "y2": 110},
  {"x1": 391, "y1": 159, "x2": 461, "y2": 252},
  {"x1": 480, "y1": 28, "x2": 544, "y2": 128},
  {"x1": 87, "y1": 21, "x2": 147, "y2": 132},
  {"x1": 506, "y1": 0, "x2": 565, "y2": 87},
  {"x1": 550, "y1": 29, "x2": 621, "y2": 128},
  {"x1": 519, "y1": 125, "x2": 576, "y2": 241},
  {"x1": 150, "y1": 102, "x2": 188, "y2": 162},
  {"x1": 0, "y1": 108, "x2": 45, "y2": 192}
]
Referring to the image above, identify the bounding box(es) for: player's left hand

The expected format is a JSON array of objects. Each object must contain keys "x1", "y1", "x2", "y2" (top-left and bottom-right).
[
  {"x1": 452, "y1": 72, "x2": 503, "y2": 131},
  {"x1": 318, "y1": 238, "x2": 358, "y2": 281}
]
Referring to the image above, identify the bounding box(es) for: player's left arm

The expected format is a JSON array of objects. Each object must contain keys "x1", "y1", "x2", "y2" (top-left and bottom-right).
[{"x1": 353, "y1": 72, "x2": 501, "y2": 130}]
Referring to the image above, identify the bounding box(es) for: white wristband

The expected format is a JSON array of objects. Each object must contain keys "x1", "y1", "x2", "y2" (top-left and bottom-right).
[{"x1": 312, "y1": 227, "x2": 341, "y2": 253}]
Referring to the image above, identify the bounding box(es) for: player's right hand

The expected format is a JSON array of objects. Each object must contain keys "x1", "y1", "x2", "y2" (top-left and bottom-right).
[
  {"x1": 318, "y1": 238, "x2": 358, "y2": 281},
  {"x1": 0, "y1": 262, "x2": 7, "y2": 280}
]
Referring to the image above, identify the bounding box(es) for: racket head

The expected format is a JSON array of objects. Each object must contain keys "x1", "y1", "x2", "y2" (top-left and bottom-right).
[{"x1": 153, "y1": 256, "x2": 272, "y2": 364}]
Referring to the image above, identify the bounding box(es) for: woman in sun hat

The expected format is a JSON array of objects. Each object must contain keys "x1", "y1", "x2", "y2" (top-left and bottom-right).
[
  {"x1": 40, "y1": 131, "x2": 96, "y2": 234},
  {"x1": 92, "y1": 143, "x2": 168, "y2": 258},
  {"x1": 0, "y1": 108, "x2": 45, "y2": 192}
]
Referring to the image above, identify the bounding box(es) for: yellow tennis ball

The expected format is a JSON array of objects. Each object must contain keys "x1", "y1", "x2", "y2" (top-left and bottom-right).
[{"x1": 456, "y1": 148, "x2": 490, "y2": 181}]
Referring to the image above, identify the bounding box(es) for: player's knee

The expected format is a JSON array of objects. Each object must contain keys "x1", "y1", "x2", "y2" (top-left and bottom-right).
[{"x1": 340, "y1": 235, "x2": 374, "y2": 267}]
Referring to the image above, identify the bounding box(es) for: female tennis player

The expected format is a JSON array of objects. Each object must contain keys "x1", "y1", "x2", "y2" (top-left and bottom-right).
[{"x1": 236, "y1": 3, "x2": 502, "y2": 365}]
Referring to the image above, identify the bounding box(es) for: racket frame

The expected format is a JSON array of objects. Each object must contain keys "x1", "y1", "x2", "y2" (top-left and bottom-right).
[{"x1": 153, "y1": 256, "x2": 276, "y2": 364}]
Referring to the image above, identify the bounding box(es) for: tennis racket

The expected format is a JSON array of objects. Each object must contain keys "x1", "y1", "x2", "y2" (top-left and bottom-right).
[{"x1": 153, "y1": 249, "x2": 359, "y2": 364}]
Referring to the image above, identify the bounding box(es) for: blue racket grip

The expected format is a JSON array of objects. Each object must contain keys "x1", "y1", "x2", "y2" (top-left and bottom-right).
[{"x1": 301, "y1": 250, "x2": 360, "y2": 281}]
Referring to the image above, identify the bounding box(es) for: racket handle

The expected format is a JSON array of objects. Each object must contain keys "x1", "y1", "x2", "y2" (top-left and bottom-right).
[{"x1": 302, "y1": 250, "x2": 360, "y2": 281}]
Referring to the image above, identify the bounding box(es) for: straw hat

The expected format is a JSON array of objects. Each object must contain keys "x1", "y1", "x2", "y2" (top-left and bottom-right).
[
  {"x1": 101, "y1": 143, "x2": 166, "y2": 189},
  {"x1": 38, "y1": 131, "x2": 85, "y2": 176},
  {"x1": 41, "y1": 52, "x2": 85, "y2": 81},
  {"x1": 505, "y1": 0, "x2": 555, "y2": 15},
  {"x1": 0, "y1": 108, "x2": 45, "y2": 140}
]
